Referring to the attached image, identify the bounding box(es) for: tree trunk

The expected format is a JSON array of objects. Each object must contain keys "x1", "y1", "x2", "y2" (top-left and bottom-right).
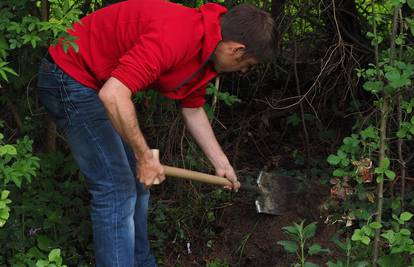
[
  {"x1": 41, "y1": 0, "x2": 49, "y2": 21},
  {"x1": 102, "y1": 0, "x2": 122, "y2": 7},
  {"x1": 271, "y1": 0, "x2": 286, "y2": 20},
  {"x1": 224, "y1": 0, "x2": 233, "y2": 9},
  {"x1": 271, "y1": 0, "x2": 287, "y2": 54},
  {"x1": 81, "y1": 0, "x2": 92, "y2": 15},
  {"x1": 41, "y1": 0, "x2": 57, "y2": 153}
]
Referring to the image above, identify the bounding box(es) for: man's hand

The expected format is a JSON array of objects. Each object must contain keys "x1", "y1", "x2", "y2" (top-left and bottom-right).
[
  {"x1": 182, "y1": 107, "x2": 240, "y2": 192},
  {"x1": 215, "y1": 163, "x2": 240, "y2": 192},
  {"x1": 137, "y1": 150, "x2": 165, "y2": 187},
  {"x1": 99, "y1": 77, "x2": 166, "y2": 188}
]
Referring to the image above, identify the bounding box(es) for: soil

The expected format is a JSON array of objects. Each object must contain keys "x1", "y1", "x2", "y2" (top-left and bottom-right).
[{"x1": 163, "y1": 183, "x2": 342, "y2": 267}]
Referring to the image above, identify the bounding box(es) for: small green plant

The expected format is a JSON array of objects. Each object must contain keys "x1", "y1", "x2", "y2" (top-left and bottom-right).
[
  {"x1": 0, "y1": 190, "x2": 11, "y2": 227},
  {"x1": 277, "y1": 220, "x2": 330, "y2": 267},
  {"x1": 36, "y1": 248, "x2": 67, "y2": 267},
  {"x1": 351, "y1": 221, "x2": 381, "y2": 246},
  {"x1": 380, "y1": 211, "x2": 414, "y2": 255},
  {"x1": 327, "y1": 237, "x2": 364, "y2": 267},
  {"x1": 206, "y1": 83, "x2": 241, "y2": 106},
  {"x1": 204, "y1": 83, "x2": 241, "y2": 119}
]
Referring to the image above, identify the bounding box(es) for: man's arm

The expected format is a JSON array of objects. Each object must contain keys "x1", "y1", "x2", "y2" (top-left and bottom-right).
[
  {"x1": 98, "y1": 77, "x2": 165, "y2": 186},
  {"x1": 181, "y1": 107, "x2": 240, "y2": 191}
]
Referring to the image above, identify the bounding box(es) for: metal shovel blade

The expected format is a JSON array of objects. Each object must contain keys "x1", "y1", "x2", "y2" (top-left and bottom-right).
[{"x1": 254, "y1": 171, "x2": 297, "y2": 215}]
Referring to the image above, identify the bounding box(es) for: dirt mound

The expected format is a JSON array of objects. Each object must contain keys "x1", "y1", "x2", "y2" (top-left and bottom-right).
[{"x1": 164, "y1": 184, "x2": 341, "y2": 267}]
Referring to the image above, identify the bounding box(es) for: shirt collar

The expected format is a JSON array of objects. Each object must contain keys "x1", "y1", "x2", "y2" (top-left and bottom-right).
[{"x1": 199, "y1": 3, "x2": 227, "y2": 62}]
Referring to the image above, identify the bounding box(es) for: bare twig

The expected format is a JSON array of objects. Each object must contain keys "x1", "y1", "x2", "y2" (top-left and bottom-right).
[
  {"x1": 294, "y1": 40, "x2": 311, "y2": 177},
  {"x1": 263, "y1": 42, "x2": 342, "y2": 110},
  {"x1": 396, "y1": 96, "x2": 406, "y2": 207}
]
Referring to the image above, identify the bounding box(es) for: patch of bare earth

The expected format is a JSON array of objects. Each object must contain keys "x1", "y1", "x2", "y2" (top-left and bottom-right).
[{"x1": 163, "y1": 184, "x2": 342, "y2": 267}]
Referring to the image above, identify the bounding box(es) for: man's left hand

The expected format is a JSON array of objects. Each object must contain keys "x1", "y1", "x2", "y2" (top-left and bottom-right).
[{"x1": 216, "y1": 164, "x2": 240, "y2": 192}]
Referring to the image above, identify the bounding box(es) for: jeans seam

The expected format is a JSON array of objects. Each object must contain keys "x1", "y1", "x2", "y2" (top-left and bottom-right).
[
  {"x1": 60, "y1": 72, "x2": 79, "y2": 113},
  {"x1": 59, "y1": 71, "x2": 72, "y2": 129},
  {"x1": 82, "y1": 122, "x2": 120, "y2": 267}
]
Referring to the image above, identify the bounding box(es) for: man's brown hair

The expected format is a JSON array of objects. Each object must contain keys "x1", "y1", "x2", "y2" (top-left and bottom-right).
[{"x1": 221, "y1": 4, "x2": 276, "y2": 62}]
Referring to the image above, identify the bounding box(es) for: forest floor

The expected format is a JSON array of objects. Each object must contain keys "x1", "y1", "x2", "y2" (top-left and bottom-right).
[{"x1": 163, "y1": 181, "x2": 341, "y2": 267}]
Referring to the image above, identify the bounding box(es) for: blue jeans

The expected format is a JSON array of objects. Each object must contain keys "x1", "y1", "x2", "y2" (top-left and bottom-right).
[{"x1": 37, "y1": 58, "x2": 157, "y2": 267}]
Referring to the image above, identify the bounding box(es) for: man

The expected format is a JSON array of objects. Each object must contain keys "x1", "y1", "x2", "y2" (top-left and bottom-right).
[{"x1": 37, "y1": 0, "x2": 275, "y2": 266}]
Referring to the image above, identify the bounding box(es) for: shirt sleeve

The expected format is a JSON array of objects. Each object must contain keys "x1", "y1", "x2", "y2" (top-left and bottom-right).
[{"x1": 179, "y1": 85, "x2": 207, "y2": 108}]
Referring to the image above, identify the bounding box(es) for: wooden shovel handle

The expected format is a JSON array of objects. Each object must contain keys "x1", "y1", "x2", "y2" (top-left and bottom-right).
[
  {"x1": 163, "y1": 165, "x2": 232, "y2": 187},
  {"x1": 151, "y1": 149, "x2": 231, "y2": 186}
]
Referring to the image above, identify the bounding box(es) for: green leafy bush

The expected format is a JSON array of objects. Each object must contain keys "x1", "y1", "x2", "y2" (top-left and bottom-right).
[{"x1": 0, "y1": 131, "x2": 39, "y2": 227}]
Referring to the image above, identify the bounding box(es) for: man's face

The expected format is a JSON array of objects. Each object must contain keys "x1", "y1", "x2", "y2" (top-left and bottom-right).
[{"x1": 213, "y1": 41, "x2": 258, "y2": 74}]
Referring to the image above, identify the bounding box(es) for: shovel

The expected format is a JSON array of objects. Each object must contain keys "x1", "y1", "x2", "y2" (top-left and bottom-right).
[{"x1": 152, "y1": 150, "x2": 295, "y2": 215}]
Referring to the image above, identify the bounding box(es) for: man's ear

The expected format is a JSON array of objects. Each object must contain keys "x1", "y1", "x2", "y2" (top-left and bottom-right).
[
  {"x1": 233, "y1": 46, "x2": 246, "y2": 63},
  {"x1": 230, "y1": 42, "x2": 246, "y2": 55}
]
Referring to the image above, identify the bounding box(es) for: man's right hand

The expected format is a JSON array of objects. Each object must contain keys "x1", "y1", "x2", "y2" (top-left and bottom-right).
[
  {"x1": 136, "y1": 150, "x2": 166, "y2": 187},
  {"x1": 99, "y1": 78, "x2": 166, "y2": 187}
]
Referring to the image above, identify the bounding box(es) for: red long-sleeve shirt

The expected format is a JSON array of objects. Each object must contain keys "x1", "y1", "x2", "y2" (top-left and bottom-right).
[{"x1": 49, "y1": 0, "x2": 226, "y2": 108}]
